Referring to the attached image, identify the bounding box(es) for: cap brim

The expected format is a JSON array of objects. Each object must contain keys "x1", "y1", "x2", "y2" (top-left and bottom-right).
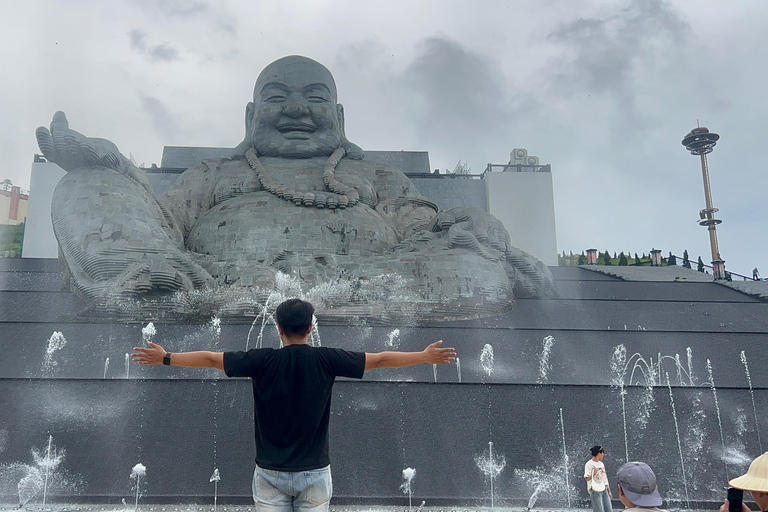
[
  {"x1": 729, "y1": 474, "x2": 768, "y2": 492},
  {"x1": 623, "y1": 487, "x2": 663, "y2": 507}
]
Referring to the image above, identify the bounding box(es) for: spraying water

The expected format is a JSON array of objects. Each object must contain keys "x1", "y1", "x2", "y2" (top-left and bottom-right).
[
  {"x1": 245, "y1": 316, "x2": 259, "y2": 351},
  {"x1": 309, "y1": 314, "x2": 321, "y2": 347},
  {"x1": 42, "y1": 332, "x2": 67, "y2": 377},
  {"x1": 432, "y1": 364, "x2": 437, "y2": 383},
  {"x1": 141, "y1": 322, "x2": 156, "y2": 343},
  {"x1": 210, "y1": 468, "x2": 221, "y2": 512},
  {"x1": 210, "y1": 316, "x2": 221, "y2": 337},
  {"x1": 124, "y1": 353, "x2": 130, "y2": 379},
  {"x1": 39, "y1": 435, "x2": 59, "y2": 509},
  {"x1": 475, "y1": 441, "x2": 506, "y2": 510},
  {"x1": 480, "y1": 344, "x2": 494, "y2": 378},
  {"x1": 385, "y1": 328, "x2": 401, "y2": 348},
  {"x1": 17, "y1": 466, "x2": 43, "y2": 507},
  {"x1": 103, "y1": 357, "x2": 109, "y2": 379},
  {"x1": 559, "y1": 408, "x2": 571, "y2": 509},
  {"x1": 14, "y1": 437, "x2": 66, "y2": 507},
  {"x1": 456, "y1": 357, "x2": 462, "y2": 383},
  {"x1": 687, "y1": 347, "x2": 695, "y2": 385},
  {"x1": 706, "y1": 359, "x2": 729, "y2": 480},
  {"x1": 130, "y1": 463, "x2": 146, "y2": 511},
  {"x1": 400, "y1": 467, "x2": 416, "y2": 512},
  {"x1": 610, "y1": 344, "x2": 630, "y2": 462},
  {"x1": 537, "y1": 335, "x2": 555, "y2": 383},
  {"x1": 740, "y1": 351, "x2": 763, "y2": 453},
  {"x1": 666, "y1": 375, "x2": 690, "y2": 508}
]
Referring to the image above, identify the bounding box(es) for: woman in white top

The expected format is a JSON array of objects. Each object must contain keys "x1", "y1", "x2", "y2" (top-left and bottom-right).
[{"x1": 585, "y1": 445, "x2": 614, "y2": 512}]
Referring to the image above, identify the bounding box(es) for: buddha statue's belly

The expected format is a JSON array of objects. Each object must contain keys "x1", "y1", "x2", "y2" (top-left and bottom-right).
[{"x1": 186, "y1": 192, "x2": 399, "y2": 265}]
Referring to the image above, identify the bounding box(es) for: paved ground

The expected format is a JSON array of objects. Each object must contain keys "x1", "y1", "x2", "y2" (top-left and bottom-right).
[{"x1": 0, "y1": 505, "x2": 721, "y2": 512}]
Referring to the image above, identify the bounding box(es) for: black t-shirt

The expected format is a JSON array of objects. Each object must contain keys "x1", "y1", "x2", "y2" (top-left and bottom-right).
[{"x1": 223, "y1": 344, "x2": 366, "y2": 471}]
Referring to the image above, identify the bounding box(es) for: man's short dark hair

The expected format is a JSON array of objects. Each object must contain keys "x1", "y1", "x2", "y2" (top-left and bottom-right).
[
  {"x1": 590, "y1": 445, "x2": 604, "y2": 457},
  {"x1": 275, "y1": 299, "x2": 314, "y2": 337}
]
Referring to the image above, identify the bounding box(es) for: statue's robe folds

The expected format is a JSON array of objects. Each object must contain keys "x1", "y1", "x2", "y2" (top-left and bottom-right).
[{"x1": 52, "y1": 156, "x2": 524, "y2": 317}]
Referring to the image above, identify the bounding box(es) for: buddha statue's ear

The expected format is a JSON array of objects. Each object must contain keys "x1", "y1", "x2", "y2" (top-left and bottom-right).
[
  {"x1": 232, "y1": 101, "x2": 256, "y2": 157},
  {"x1": 337, "y1": 103, "x2": 365, "y2": 160}
]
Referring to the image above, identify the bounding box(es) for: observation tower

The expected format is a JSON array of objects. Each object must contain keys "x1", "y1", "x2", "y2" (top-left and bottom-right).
[{"x1": 682, "y1": 126, "x2": 725, "y2": 279}]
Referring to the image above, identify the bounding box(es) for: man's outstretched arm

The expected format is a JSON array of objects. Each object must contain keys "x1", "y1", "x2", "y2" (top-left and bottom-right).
[
  {"x1": 131, "y1": 341, "x2": 225, "y2": 371},
  {"x1": 365, "y1": 340, "x2": 456, "y2": 371}
]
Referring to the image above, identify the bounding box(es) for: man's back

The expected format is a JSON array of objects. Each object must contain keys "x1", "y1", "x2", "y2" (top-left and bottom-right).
[{"x1": 224, "y1": 345, "x2": 365, "y2": 471}]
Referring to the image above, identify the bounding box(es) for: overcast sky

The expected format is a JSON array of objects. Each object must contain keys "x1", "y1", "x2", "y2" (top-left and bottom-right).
[{"x1": 2, "y1": 0, "x2": 767, "y2": 274}]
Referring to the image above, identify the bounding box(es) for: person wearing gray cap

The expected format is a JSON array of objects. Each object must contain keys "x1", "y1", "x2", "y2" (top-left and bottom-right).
[
  {"x1": 616, "y1": 461, "x2": 667, "y2": 512},
  {"x1": 720, "y1": 452, "x2": 768, "y2": 512}
]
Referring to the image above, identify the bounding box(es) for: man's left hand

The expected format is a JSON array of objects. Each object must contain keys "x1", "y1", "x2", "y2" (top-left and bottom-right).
[
  {"x1": 131, "y1": 341, "x2": 167, "y2": 365},
  {"x1": 423, "y1": 340, "x2": 457, "y2": 365}
]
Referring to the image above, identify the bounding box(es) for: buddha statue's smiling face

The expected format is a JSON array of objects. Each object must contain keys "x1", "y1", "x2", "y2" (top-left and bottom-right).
[{"x1": 251, "y1": 56, "x2": 344, "y2": 158}]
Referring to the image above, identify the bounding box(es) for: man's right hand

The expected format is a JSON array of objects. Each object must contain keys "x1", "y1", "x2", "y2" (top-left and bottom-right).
[{"x1": 36, "y1": 111, "x2": 123, "y2": 172}]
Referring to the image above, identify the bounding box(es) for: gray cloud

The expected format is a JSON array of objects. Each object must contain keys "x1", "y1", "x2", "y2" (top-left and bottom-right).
[
  {"x1": 400, "y1": 36, "x2": 515, "y2": 168},
  {"x1": 547, "y1": 0, "x2": 690, "y2": 124},
  {"x1": 132, "y1": 0, "x2": 236, "y2": 35},
  {"x1": 155, "y1": 0, "x2": 208, "y2": 17},
  {"x1": 140, "y1": 94, "x2": 180, "y2": 140},
  {"x1": 128, "y1": 29, "x2": 180, "y2": 62}
]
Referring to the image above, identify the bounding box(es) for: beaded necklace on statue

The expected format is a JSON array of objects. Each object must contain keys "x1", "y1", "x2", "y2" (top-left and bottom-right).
[{"x1": 245, "y1": 148, "x2": 359, "y2": 209}]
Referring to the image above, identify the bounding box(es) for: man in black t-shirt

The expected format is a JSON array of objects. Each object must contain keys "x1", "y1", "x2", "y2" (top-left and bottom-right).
[{"x1": 132, "y1": 298, "x2": 456, "y2": 512}]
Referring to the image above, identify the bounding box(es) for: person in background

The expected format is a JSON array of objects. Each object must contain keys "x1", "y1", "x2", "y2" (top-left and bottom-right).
[
  {"x1": 721, "y1": 452, "x2": 768, "y2": 512},
  {"x1": 616, "y1": 461, "x2": 667, "y2": 512},
  {"x1": 585, "y1": 445, "x2": 613, "y2": 512}
]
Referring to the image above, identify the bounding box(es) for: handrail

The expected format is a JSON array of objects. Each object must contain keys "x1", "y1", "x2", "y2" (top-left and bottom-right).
[{"x1": 484, "y1": 163, "x2": 552, "y2": 173}]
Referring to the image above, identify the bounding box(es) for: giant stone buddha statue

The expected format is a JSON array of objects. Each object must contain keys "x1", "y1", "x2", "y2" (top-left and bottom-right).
[{"x1": 36, "y1": 55, "x2": 555, "y2": 321}]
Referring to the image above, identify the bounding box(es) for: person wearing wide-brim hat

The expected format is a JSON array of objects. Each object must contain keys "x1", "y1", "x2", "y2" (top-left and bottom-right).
[{"x1": 722, "y1": 452, "x2": 768, "y2": 512}]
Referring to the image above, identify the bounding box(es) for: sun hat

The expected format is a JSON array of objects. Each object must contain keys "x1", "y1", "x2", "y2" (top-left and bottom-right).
[
  {"x1": 729, "y1": 452, "x2": 768, "y2": 492},
  {"x1": 617, "y1": 462, "x2": 663, "y2": 507}
]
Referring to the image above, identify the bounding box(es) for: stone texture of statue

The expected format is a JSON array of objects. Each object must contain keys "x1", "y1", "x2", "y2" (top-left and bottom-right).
[{"x1": 36, "y1": 55, "x2": 555, "y2": 321}]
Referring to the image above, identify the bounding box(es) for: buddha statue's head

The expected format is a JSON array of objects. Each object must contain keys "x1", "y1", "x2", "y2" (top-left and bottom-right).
[{"x1": 236, "y1": 56, "x2": 362, "y2": 159}]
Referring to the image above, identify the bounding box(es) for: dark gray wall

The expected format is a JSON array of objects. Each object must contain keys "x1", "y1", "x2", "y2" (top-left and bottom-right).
[
  {"x1": 410, "y1": 176, "x2": 488, "y2": 212},
  {"x1": 0, "y1": 380, "x2": 764, "y2": 506},
  {"x1": 3, "y1": 261, "x2": 768, "y2": 506}
]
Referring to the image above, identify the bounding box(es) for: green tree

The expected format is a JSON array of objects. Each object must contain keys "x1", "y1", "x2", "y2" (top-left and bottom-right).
[
  {"x1": 603, "y1": 251, "x2": 612, "y2": 265},
  {"x1": 683, "y1": 250, "x2": 691, "y2": 269},
  {"x1": 697, "y1": 256, "x2": 705, "y2": 272},
  {"x1": 619, "y1": 252, "x2": 628, "y2": 266},
  {"x1": 668, "y1": 252, "x2": 677, "y2": 266},
  {"x1": 578, "y1": 253, "x2": 586, "y2": 265},
  {"x1": 634, "y1": 253, "x2": 641, "y2": 265}
]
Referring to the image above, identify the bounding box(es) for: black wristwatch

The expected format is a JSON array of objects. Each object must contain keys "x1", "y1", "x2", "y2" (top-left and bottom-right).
[{"x1": 163, "y1": 353, "x2": 172, "y2": 366}]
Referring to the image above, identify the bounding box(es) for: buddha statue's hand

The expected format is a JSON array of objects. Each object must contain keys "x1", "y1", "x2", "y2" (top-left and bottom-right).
[
  {"x1": 36, "y1": 111, "x2": 124, "y2": 172},
  {"x1": 427, "y1": 207, "x2": 509, "y2": 261}
]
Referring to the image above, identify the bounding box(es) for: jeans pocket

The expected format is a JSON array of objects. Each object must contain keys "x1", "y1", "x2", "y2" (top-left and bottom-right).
[
  {"x1": 254, "y1": 472, "x2": 284, "y2": 502},
  {"x1": 301, "y1": 467, "x2": 332, "y2": 506}
]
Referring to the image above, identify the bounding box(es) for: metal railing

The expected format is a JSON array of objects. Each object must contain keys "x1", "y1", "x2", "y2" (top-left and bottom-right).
[{"x1": 484, "y1": 163, "x2": 552, "y2": 173}]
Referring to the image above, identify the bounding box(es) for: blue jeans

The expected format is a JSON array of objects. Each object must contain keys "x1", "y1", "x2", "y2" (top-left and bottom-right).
[
  {"x1": 252, "y1": 465, "x2": 332, "y2": 512},
  {"x1": 590, "y1": 489, "x2": 613, "y2": 512}
]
